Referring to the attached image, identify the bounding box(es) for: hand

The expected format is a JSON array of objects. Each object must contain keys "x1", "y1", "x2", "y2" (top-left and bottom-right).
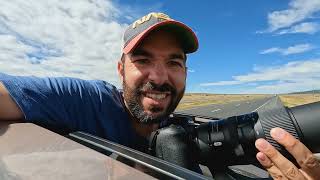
[{"x1": 255, "y1": 127, "x2": 320, "y2": 180}]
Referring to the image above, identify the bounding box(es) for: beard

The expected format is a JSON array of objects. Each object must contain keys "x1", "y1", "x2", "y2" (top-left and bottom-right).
[{"x1": 122, "y1": 77, "x2": 185, "y2": 124}]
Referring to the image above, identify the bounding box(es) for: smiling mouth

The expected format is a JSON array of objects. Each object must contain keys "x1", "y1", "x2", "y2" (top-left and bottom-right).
[
  {"x1": 146, "y1": 93, "x2": 167, "y2": 100},
  {"x1": 143, "y1": 92, "x2": 171, "y2": 100}
]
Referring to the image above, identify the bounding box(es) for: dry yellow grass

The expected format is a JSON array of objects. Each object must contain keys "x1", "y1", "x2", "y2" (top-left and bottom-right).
[
  {"x1": 176, "y1": 93, "x2": 320, "y2": 110},
  {"x1": 279, "y1": 93, "x2": 320, "y2": 107},
  {"x1": 176, "y1": 93, "x2": 269, "y2": 110}
]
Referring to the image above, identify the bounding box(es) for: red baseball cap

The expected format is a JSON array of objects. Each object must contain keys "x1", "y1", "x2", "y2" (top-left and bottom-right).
[{"x1": 122, "y1": 12, "x2": 199, "y2": 54}]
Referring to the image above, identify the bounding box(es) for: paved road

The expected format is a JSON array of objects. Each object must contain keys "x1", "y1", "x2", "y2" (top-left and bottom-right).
[{"x1": 175, "y1": 96, "x2": 276, "y2": 120}]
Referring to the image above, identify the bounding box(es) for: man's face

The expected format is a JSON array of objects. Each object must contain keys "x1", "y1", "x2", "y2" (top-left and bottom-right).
[{"x1": 118, "y1": 29, "x2": 187, "y2": 124}]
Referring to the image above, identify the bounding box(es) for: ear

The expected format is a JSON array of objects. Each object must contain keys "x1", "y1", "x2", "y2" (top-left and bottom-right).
[{"x1": 117, "y1": 60, "x2": 124, "y2": 81}]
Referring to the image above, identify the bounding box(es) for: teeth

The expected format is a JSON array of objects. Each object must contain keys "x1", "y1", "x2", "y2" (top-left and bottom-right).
[{"x1": 146, "y1": 93, "x2": 167, "y2": 100}]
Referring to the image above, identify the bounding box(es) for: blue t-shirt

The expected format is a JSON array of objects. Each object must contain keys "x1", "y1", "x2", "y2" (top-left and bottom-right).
[{"x1": 0, "y1": 73, "x2": 145, "y2": 150}]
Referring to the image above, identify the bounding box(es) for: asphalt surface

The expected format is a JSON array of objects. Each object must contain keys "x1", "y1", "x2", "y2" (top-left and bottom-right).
[{"x1": 175, "y1": 96, "x2": 276, "y2": 120}]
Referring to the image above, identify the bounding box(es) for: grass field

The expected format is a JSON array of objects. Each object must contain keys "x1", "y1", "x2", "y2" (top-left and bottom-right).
[
  {"x1": 176, "y1": 94, "x2": 269, "y2": 110},
  {"x1": 176, "y1": 93, "x2": 320, "y2": 110},
  {"x1": 279, "y1": 94, "x2": 320, "y2": 107}
]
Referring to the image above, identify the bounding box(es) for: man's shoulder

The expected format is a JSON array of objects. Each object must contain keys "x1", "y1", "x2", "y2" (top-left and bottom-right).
[
  {"x1": 83, "y1": 79, "x2": 120, "y2": 95},
  {"x1": 0, "y1": 73, "x2": 122, "y2": 102},
  {"x1": 46, "y1": 76, "x2": 120, "y2": 93},
  {"x1": 65, "y1": 78, "x2": 123, "y2": 103}
]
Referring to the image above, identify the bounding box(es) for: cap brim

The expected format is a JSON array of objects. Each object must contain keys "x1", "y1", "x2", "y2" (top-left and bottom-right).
[{"x1": 123, "y1": 20, "x2": 198, "y2": 54}]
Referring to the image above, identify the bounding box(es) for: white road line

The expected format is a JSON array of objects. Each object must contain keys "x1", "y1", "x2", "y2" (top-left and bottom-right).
[
  {"x1": 236, "y1": 104, "x2": 241, "y2": 106},
  {"x1": 211, "y1": 108, "x2": 221, "y2": 113},
  {"x1": 180, "y1": 104, "x2": 219, "y2": 111},
  {"x1": 253, "y1": 97, "x2": 274, "y2": 112}
]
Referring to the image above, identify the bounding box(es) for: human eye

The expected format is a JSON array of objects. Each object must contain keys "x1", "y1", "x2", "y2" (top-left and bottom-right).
[
  {"x1": 168, "y1": 59, "x2": 184, "y2": 68},
  {"x1": 134, "y1": 58, "x2": 150, "y2": 65}
]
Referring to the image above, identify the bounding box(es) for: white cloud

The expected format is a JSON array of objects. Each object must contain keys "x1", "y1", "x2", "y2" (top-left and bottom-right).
[
  {"x1": 260, "y1": 47, "x2": 281, "y2": 55},
  {"x1": 0, "y1": 0, "x2": 129, "y2": 87},
  {"x1": 260, "y1": 44, "x2": 314, "y2": 55},
  {"x1": 200, "y1": 59, "x2": 320, "y2": 94},
  {"x1": 266, "y1": 0, "x2": 320, "y2": 32},
  {"x1": 200, "y1": 80, "x2": 242, "y2": 86},
  {"x1": 188, "y1": 69, "x2": 195, "y2": 73},
  {"x1": 277, "y1": 22, "x2": 320, "y2": 35}
]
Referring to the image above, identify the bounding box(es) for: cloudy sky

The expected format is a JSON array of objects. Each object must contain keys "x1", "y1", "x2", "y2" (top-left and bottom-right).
[{"x1": 0, "y1": 0, "x2": 319, "y2": 94}]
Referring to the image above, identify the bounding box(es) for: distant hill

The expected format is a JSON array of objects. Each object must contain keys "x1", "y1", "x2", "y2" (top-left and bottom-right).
[{"x1": 288, "y1": 89, "x2": 320, "y2": 94}]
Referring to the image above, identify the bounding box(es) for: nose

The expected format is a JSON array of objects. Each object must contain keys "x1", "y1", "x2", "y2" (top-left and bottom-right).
[{"x1": 148, "y1": 63, "x2": 169, "y2": 85}]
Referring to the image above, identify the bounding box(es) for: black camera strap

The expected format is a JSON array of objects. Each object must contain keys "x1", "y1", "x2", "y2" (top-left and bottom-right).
[{"x1": 148, "y1": 130, "x2": 159, "y2": 156}]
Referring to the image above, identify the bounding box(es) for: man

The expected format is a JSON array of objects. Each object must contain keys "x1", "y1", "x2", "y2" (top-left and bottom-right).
[{"x1": 0, "y1": 12, "x2": 319, "y2": 179}]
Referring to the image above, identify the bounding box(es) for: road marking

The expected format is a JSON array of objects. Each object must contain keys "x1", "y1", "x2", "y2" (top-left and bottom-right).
[
  {"x1": 236, "y1": 104, "x2": 241, "y2": 106},
  {"x1": 211, "y1": 108, "x2": 221, "y2": 113},
  {"x1": 253, "y1": 97, "x2": 274, "y2": 112}
]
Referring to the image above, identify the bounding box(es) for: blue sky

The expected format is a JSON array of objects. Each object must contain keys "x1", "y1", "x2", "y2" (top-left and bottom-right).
[{"x1": 0, "y1": 0, "x2": 319, "y2": 94}]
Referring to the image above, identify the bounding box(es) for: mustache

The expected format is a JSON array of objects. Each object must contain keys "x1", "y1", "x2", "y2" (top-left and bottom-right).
[{"x1": 139, "y1": 82, "x2": 176, "y2": 94}]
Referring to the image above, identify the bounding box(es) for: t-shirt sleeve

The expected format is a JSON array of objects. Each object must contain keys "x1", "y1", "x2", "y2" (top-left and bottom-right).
[{"x1": 0, "y1": 73, "x2": 114, "y2": 133}]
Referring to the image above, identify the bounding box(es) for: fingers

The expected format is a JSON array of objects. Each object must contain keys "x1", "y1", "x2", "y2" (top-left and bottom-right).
[
  {"x1": 256, "y1": 152, "x2": 288, "y2": 180},
  {"x1": 256, "y1": 138, "x2": 305, "y2": 180},
  {"x1": 256, "y1": 127, "x2": 320, "y2": 180},
  {"x1": 270, "y1": 128, "x2": 320, "y2": 179}
]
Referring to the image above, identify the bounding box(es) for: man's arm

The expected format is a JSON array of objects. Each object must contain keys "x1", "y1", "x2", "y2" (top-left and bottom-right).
[
  {"x1": 0, "y1": 74, "x2": 117, "y2": 134},
  {"x1": 0, "y1": 82, "x2": 24, "y2": 120}
]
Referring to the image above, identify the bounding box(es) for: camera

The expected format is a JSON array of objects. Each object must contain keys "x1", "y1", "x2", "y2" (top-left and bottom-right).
[{"x1": 149, "y1": 100, "x2": 320, "y2": 179}]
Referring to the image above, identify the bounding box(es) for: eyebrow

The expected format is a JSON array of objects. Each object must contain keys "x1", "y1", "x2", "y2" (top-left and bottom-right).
[
  {"x1": 131, "y1": 48, "x2": 186, "y2": 62},
  {"x1": 169, "y1": 54, "x2": 186, "y2": 62},
  {"x1": 131, "y1": 49, "x2": 153, "y2": 58}
]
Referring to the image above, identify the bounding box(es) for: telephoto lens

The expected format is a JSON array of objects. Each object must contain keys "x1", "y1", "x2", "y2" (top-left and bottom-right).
[{"x1": 254, "y1": 100, "x2": 320, "y2": 155}]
